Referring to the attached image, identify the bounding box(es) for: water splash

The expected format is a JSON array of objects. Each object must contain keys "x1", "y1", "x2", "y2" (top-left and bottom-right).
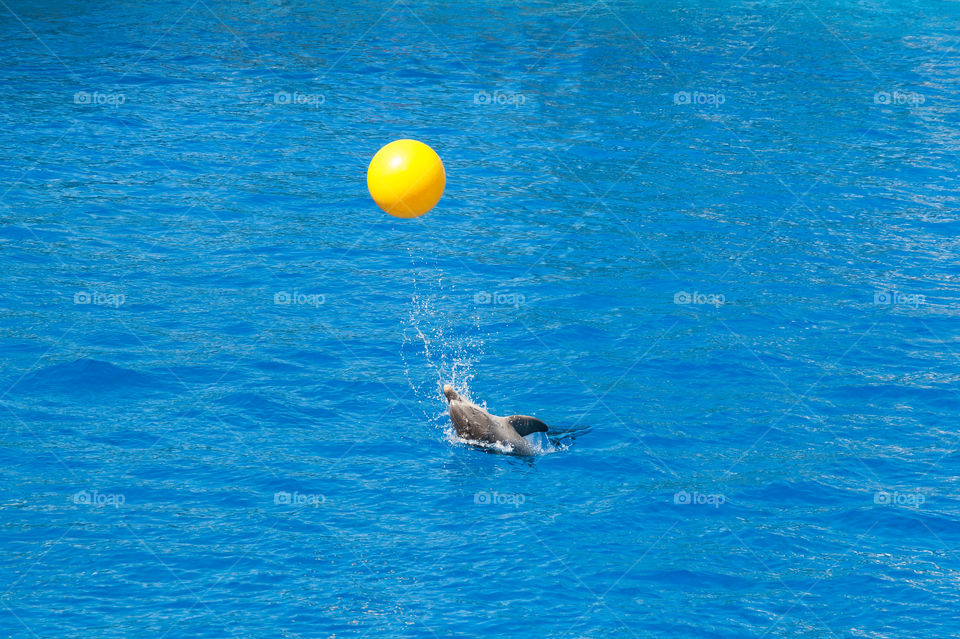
[
  {"x1": 400, "y1": 247, "x2": 487, "y2": 427},
  {"x1": 444, "y1": 429, "x2": 561, "y2": 456}
]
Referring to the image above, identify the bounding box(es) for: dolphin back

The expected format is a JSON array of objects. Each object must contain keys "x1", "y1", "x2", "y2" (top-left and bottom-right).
[
  {"x1": 505, "y1": 415, "x2": 549, "y2": 437},
  {"x1": 443, "y1": 385, "x2": 546, "y2": 456}
]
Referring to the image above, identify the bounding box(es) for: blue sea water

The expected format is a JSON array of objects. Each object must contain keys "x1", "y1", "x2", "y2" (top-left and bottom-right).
[{"x1": 2, "y1": 0, "x2": 960, "y2": 636}]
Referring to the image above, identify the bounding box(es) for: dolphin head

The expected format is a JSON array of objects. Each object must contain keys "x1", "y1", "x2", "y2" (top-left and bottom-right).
[
  {"x1": 443, "y1": 384, "x2": 460, "y2": 402},
  {"x1": 443, "y1": 384, "x2": 459, "y2": 401}
]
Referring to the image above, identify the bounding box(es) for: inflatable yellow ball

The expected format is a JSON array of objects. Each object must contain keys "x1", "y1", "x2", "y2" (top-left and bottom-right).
[{"x1": 367, "y1": 139, "x2": 445, "y2": 218}]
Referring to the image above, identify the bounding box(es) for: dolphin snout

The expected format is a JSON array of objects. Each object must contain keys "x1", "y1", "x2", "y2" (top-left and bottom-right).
[{"x1": 443, "y1": 385, "x2": 458, "y2": 401}]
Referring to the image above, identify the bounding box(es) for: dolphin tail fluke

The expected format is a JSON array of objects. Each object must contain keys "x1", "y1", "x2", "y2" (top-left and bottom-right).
[{"x1": 506, "y1": 415, "x2": 549, "y2": 436}]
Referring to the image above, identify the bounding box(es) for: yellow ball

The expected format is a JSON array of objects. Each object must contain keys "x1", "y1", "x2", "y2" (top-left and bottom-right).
[{"x1": 367, "y1": 139, "x2": 445, "y2": 218}]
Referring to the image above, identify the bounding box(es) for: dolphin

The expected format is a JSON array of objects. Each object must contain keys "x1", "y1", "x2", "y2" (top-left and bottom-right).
[{"x1": 442, "y1": 384, "x2": 549, "y2": 456}]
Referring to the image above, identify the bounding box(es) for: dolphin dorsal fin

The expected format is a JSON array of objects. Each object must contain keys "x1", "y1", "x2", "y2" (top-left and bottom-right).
[{"x1": 506, "y1": 415, "x2": 548, "y2": 436}]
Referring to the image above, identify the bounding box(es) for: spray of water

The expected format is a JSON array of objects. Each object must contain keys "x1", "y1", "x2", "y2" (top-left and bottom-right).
[{"x1": 400, "y1": 248, "x2": 487, "y2": 430}]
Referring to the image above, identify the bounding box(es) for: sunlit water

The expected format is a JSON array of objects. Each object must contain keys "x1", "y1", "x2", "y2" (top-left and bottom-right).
[{"x1": 2, "y1": 0, "x2": 960, "y2": 636}]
